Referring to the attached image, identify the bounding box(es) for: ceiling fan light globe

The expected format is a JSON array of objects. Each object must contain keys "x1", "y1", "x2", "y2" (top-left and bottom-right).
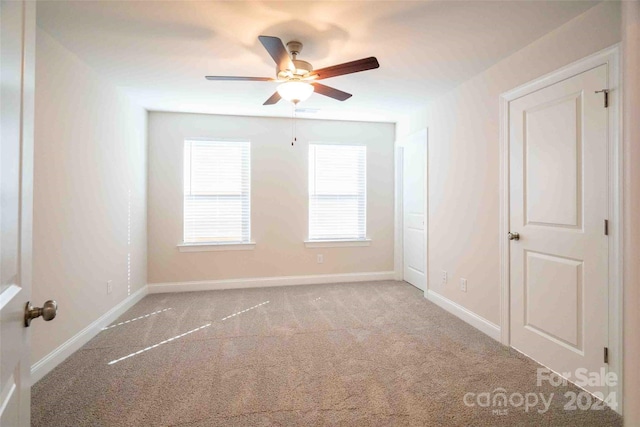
[{"x1": 277, "y1": 81, "x2": 314, "y2": 103}]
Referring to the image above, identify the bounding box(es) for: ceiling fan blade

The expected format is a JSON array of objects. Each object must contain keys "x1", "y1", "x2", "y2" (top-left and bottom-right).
[
  {"x1": 263, "y1": 91, "x2": 282, "y2": 105},
  {"x1": 258, "y1": 35, "x2": 294, "y2": 72},
  {"x1": 309, "y1": 57, "x2": 379, "y2": 80},
  {"x1": 205, "y1": 76, "x2": 273, "y2": 81},
  {"x1": 312, "y1": 83, "x2": 352, "y2": 101}
]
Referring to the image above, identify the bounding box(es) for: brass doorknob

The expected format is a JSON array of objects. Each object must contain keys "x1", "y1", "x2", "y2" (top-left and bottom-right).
[
  {"x1": 24, "y1": 300, "x2": 58, "y2": 327},
  {"x1": 507, "y1": 232, "x2": 520, "y2": 241}
]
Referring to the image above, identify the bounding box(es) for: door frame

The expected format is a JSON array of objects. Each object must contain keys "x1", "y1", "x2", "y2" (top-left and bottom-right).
[
  {"x1": 499, "y1": 45, "x2": 623, "y2": 413},
  {"x1": 394, "y1": 128, "x2": 429, "y2": 292}
]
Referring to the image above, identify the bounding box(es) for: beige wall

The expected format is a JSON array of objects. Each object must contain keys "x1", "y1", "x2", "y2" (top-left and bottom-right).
[
  {"x1": 147, "y1": 112, "x2": 395, "y2": 284},
  {"x1": 32, "y1": 30, "x2": 148, "y2": 364},
  {"x1": 622, "y1": 1, "x2": 640, "y2": 424},
  {"x1": 396, "y1": 1, "x2": 621, "y2": 326}
]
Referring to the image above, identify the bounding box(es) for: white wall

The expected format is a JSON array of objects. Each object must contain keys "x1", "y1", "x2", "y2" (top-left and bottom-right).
[
  {"x1": 147, "y1": 112, "x2": 395, "y2": 285},
  {"x1": 31, "y1": 30, "x2": 147, "y2": 364},
  {"x1": 396, "y1": 1, "x2": 621, "y2": 325}
]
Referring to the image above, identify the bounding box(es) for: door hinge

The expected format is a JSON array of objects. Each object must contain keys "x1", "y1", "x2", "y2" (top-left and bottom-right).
[
  {"x1": 595, "y1": 89, "x2": 609, "y2": 108},
  {"x1": 604, "y1": 347, "x2": 609, "y2": 364},
  {"x1": 604, "y1": 219, "x2": 609, "y2": 236}
]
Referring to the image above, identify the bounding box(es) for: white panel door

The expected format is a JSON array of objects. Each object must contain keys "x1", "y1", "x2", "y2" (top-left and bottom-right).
[
  {"x1": 403, "y1": 130, "x2": 426, "y2": 291},
  {"x1": 509, "y1": 65, "x2": 609, "y2": 395},
  {"x1": 1, "y1": 1, "x2": 36, "y2": 425}
]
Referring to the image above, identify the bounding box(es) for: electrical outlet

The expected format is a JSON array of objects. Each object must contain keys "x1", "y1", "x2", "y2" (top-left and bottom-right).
[
  {"x1": 107, "y1": 280, "x2": 113, "y2": 294},
  {"x1": 317, "y1": 254, "x2": 324, "y2": 264},
  {"x1": 442, "y1": 270, "x2": 448, "y2": 285},
  {"x1": 460, "y1": 278, "x2": 467, "y2": 293}
]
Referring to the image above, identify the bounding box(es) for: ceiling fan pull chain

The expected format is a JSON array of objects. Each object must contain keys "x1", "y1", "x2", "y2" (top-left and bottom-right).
[{"x1": 291, "y1": 105, "x2": 296, "y2": 146}]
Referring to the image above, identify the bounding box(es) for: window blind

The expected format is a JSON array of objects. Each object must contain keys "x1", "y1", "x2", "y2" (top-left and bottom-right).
[
  {"x1": 183, "y1": 140, "x2": 250, "y2": 244},
  {"x1": 308, "y1": 144, "x2": 366, "y2": 240}
]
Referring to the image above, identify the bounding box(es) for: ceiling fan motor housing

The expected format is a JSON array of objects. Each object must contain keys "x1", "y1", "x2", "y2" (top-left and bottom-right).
[
  {"x1": 277, "y1": 59, "x2": 313, "y2": 80},
  {"x1": 283, "y1": 41, "x2": 313, "y2": 77},
  {"x1": 293, "y1": 59, "x2": 313, "y2": 75}
]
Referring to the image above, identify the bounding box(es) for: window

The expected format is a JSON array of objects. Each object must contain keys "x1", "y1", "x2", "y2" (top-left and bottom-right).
[
  {"x1": 183, "y1": 140, "x2": 250, "y2": 244},
  {"x1": 308, "y1": 144, "x2": 366, "y2": 241}
]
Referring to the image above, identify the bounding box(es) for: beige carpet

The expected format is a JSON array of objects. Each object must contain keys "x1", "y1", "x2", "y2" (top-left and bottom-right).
[{"x1": 32, "y1": 281, "x2": 622, "y2": 426}]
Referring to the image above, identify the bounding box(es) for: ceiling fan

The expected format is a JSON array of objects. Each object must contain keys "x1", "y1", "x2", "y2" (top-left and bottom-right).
[{"x1": 205, "y1": 35, "x2": 380, "y2": 105}]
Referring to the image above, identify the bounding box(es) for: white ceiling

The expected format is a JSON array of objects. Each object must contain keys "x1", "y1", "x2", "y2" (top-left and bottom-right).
[{"x1": 37, "y1": 1, "x2": 598, "y2": 123}]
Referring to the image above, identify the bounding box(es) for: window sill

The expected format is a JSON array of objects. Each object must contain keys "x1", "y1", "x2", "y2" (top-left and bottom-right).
[
  {"x1": 304, "y1": 239, "x2": 371, "y2": 248},
  {"x1": 177, "y1": 242, "x2": 256, "y2": 252}
]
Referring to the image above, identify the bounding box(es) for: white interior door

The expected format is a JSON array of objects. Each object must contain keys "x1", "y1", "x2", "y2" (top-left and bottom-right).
[
  {"x1": 1, "y1": 1, "x2": 36, "y2": 425},
  {"x1": 402, "y1": 130, "x2": 427, "y2": 291},
  {"x1": 509, "y1": 65, "x2": 609, "y2": 395}
]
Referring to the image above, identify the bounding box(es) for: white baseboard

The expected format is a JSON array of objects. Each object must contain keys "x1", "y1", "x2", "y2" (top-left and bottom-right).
[
  {"x1": 148, "y1": 271, "x2": 395, "y2": 294},
  {"x1": 425, "y1": 289, "x2": 501, "y2": 341},
  {"x1": 31, "y1": 286, "x2": 148, "y2": 383}
]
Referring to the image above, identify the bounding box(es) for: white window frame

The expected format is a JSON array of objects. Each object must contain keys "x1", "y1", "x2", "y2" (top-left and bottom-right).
[
  {"x1": 306, "y1": 143, "x2": 369, "y2": 248},
  {"x1": 178, "y1": 138, "x2": 254, "y2": 252}
]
